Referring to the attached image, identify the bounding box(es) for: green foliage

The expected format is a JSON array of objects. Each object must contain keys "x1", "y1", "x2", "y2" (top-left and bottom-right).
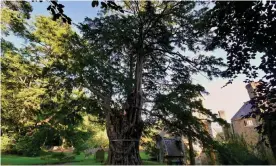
[
  {"x1": 1, "y1": 1, "x2": 32, "y2": 37},
  {"x1": 78, "y1": 2, "x2": 226, "y2": 151},
  {"x1": 69, "y1": 130, "x2": 91, "y2": 154},
  {"x1": 1, "y1": 50, "x2": 44, "y2": 134},
  {"x1": 215, "y1": 135, "x2": 268, "y2": 165},
  {"x1": 143, "y1": 141, "x2": 158, "y2": 160},
  {"x1": 151, "y1": 83, "x2": 227, "y2": 147},
  {"x1": 141, "y1": 127, "x2": 159, "y2": 159},
  {"x1": 90, "y1": 130, "x2": 109, "y2": 148},
  {"x1": 41, "y1": 152, "x2": 75, "y2": 162},
  {"x1": 81, "y1": 115, "x2": 108, "y2": 149},
  {"x1": 2, "y1": 13, "x2": 96, "y2": 156},
  {"x1": 202, "y1": 1, "x2": 276, "y2": 157},
  {"x1": 15, "y1": 135, "x2": 41, "y2": 156},
  {"x1": 1, "y1": 135, "x2": 15, "y2": 153},
  {"x1": 4, "y1": 2, "x2": 262, "y2": 163}
]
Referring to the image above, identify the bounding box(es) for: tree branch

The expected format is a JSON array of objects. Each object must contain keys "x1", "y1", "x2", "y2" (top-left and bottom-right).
[
  {"x1": 150, "y1": 54, "x2": 168, "y2": 73},
  {"x1": 152, "y1": 48, "x2": 211, "y2": 80},
  {"x1": 82, "y1": 77, "x2": 111, "y2": 112}
]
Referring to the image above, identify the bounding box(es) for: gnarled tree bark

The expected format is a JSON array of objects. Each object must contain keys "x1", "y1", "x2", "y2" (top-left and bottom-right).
[{"x1": 106, "y1": 53, "x2": 145, "y2": 165}]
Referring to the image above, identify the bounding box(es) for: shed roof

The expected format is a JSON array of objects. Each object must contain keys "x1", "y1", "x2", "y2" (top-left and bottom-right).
[
  {"x1": 231, "y1": 101, "x2": 252, "y2": 121},
  {"x1": 163, "y1": 138, "x2": 184, "y2": 157}
]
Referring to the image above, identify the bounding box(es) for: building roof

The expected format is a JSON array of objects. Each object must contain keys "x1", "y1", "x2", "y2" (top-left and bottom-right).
[
  {"x1": 156, "y1": 134, "x2": 184, "y2": 157},
  {"x1": 231, "y1": 101, "x2": 252, "y2": 121},
  {"x1": 163, "y1": 138, "x2": 184, "y2": 157}
]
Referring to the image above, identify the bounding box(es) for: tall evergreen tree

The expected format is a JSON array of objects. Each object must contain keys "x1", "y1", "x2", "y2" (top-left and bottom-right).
[
  {"x1": 78, "y1": 1, "x2": 226, "y2": 164},
  {"x1": 2, "y1": 1, "x2": 229, "y2": 163}
]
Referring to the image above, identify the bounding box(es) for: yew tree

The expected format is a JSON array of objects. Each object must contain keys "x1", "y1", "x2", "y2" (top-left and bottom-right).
[
  {"x1": 2, "y1": 0, "x2": 228, "y2": 164},
  {"x1": 76, "y1": 1, "x2": 225, "y2": 164}
]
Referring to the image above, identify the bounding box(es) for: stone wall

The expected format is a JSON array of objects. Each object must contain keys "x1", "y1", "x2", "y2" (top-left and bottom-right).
[{"x1": 232, "y1": 117, "x2": 260, "y2": 145}]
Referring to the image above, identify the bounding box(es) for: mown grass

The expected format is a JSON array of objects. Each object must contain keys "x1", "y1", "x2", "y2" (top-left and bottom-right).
[
  {"x1": 1, "y1": 151, "x2": 160, "y2": 165},
  {"x1": 1, "y1": 154, "x2": 69, "y2": 165}
]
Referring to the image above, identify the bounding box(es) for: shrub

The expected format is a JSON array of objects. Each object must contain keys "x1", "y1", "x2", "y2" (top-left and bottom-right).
[
  {"x1": 143, "y1": 139, "x2": 159, "y2": 160},
  {"x1": 68, "y1": 130, "x2": 91, "y2": 154},
  {"x1": 15, "y1": 135, "x2": 42, "y2": 156},
  {"x1": 1, "y1": 135, "x2": 15, "y2": 153},
  {"x1": 140, "y1": 128, "x2": 159, "y2": 160},
  {"x1": 215, "y1": 135, "x2": 268, "y2": 165},
  {"x1": 41, "y1": 152, "x2": 75, "y2": 162},
  {"x1": 90, "y1": 130, "x2": 109, "y2": 148}
]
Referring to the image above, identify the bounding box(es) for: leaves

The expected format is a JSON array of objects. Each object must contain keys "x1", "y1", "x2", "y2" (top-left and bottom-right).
[
  {"x1": 3, "y1": 1, "x2": 246, "y2": 159},
  {"x1": 47, "y1": 5, "x2": 51, "y2": 11},
  {"x1": 1, "y1": 2, "x2": 32, "y2": 37},
  {"x1": 78, "y1": 2, "x2": 227, "y2": 149},
  {"x1": 91, "y1": 1, "x2": 99, "y2": 7},
  {"x1": 203, "y1": 1, "x2": 276, "y2": 156},
  {"x1": 1, "y1": 14, "x2": 97, "y2": 152},
  {"x1": 47, "y1": 1, "x2": 71, "y2": 24},
  {"x1": 100, "y1": 2, "x2": 107, "y2": 8}
]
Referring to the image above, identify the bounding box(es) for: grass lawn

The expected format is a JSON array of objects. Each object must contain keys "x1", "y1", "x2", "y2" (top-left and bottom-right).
[
  {"x1": 1, "y1": 154, "x2": 73, "y2": 165},
  {"x1": 1, "y1": 152, "x2": 160, "y2": 165}
]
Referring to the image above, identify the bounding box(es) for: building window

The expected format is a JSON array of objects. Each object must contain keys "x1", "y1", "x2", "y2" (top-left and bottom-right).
[{"x1": 244, "y1": 119, "x2": 254, "y2": 126}]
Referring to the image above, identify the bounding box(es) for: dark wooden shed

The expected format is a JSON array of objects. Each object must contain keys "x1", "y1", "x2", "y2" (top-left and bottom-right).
[{"x1": 156, "y1": 135, "x2": 185, "y2": 165}]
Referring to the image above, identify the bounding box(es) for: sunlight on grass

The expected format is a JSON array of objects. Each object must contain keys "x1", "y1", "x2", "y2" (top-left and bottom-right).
[{"x1": 1, "y1": 151, "x2": 160, "y2": 165}]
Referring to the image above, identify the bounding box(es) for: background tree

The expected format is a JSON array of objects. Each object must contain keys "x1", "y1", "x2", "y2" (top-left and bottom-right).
[
  {"x1": 201, "y1": 1, "x2": 276, "y2": 158},
  {"x1": 215, "y1": 134, "x2": 268, "y2": 165},
  {"x1": 77, "y1": 1, "x2": 226, "y2": 164},
  {"x1": 1, "y1": 2, "x2": 101, "y2": 156}
]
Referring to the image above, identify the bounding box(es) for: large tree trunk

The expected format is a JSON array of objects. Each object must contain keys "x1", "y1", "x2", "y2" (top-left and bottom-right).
[
  {"x1": 106, "y1": 54, "x2": 145, "y2": 165},
  {"x1": 106, "y1": 111, "x2": 143, "y2": 165}
]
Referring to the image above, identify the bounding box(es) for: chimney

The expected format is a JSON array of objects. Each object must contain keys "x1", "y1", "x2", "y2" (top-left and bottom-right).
[
  {"x1": 218, "y1": 110, "x2": 226, "y2": 120},
  {"x1": 203, "y1": 120, "x2": 213, "y2": 138},
  {"x1": 246, "y1": 82, "x2": 260, "y2": 99},
  {"x1": 218, "y1": 110, "x2": 230, "y2": 140}
]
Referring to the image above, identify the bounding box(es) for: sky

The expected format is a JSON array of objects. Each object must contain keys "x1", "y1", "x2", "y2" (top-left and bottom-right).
[{"x1": 4, "y1": 1, "x2": 262, "y2": 124}]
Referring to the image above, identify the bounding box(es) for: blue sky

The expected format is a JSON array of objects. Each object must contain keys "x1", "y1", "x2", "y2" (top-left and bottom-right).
[
  {"x1": 5, "y1": 1, "x2": 98, "y2": 47},
  {"x1": 31, "y1": 1, "x2": 98, "y2": 23},
  {"x1": 4, "y1": 1, "x2": 263, "y2": 123}
]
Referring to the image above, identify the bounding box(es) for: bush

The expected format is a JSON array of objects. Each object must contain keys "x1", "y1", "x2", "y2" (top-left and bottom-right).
[
  {"x1": 15, "y1": 135, "x2": 42, "y2": 156},
  {"x1": 90, "y1": 130, "x2": 109, "y2": 148},
  {"x1": 143, "y1": 140, "x2": 159, "y2": 160},
  {"x1": 68, "y1": 130, "x2": 91, "y2": 154},
  {"x1": 215, "y1": 135, "x2": 268, "y2": 165},
  {"x1": 40, "y1": 152, "x2": 75, "y2": 162},
  {"x1": 141, "y1": 128, "x2": 159, "y2": 160},
  {"x1": 1, "y1": 135, "x2": 15, "y2": 153}
]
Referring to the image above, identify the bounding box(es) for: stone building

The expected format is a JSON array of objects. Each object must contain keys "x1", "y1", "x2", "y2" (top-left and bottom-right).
[
  {"x1": 229, "y1": 82, "x2": 275, "y2": 164},
  {"x1": 231, "y1": 101, "x2": 260, "y2": 145},
  {"x1": 231, "y1": 82, "x2": 261, "y2": 145}
]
